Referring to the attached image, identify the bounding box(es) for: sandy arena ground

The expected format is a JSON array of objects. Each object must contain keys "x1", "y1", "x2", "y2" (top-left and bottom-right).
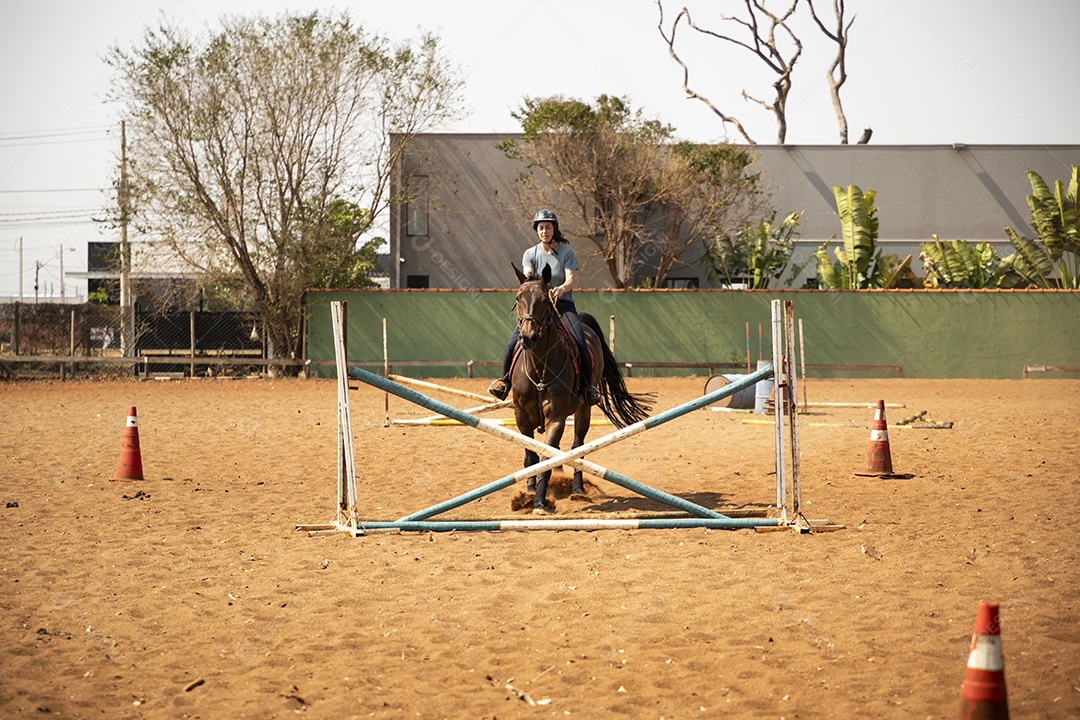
[{"x1": 1, "y1": 375, "x2": 1078, "y2": 719}]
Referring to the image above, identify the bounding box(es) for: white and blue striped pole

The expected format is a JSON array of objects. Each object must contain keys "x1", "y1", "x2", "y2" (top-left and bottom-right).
[
  {"x1": 357, "y1": 516, "x2": 778, "y2": 532},
  {"x1": 347, "y1": 363, "x2": 773, "y2": 521}
]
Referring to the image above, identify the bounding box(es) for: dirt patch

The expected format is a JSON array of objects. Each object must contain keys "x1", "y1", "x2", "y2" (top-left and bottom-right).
[{"x1": 0, "y1": 375, "x2": 1077, "y2": 718}]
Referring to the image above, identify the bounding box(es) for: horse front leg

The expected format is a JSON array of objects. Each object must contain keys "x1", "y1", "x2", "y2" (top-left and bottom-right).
[
  {"x1": 569, "y1": 406, "x2": 591, "y2": 501},
  {"x1": 532, "y1": 420, "x2": 567, "y2": 515},
  {"x1": 514, "y1": 404, "x2": 539, "y2": 492},
  {"x1": 523, "y1": 446, "x2": 539, "y2": 492}
]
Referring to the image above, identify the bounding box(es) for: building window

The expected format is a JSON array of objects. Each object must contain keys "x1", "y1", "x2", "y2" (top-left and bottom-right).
[
  {"x1": 664, "y1": 277, "x2": 700, "y2": 289},
  {"x1": 406, "y1": 175, "x2": 429, "y2": 237},
  {"x1": 406, "y1": 275, "x2": 429, "y2": 289}
]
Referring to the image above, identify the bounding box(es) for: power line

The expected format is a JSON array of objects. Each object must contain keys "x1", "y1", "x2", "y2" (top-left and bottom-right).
[
  {"x1": 0, "y1": 188, "x2": 106, "y2": 194},
  {"x1": 0, "y1": 209, "x2": 103, "y2": 219},
  {"x1": 0, "y1": 219, "x2": 100, "y2": 228},
  {"x1": 0, "y1": 135, "x2": 113, "y2": 148},
  {"x1": 0, "y1": 126, "x2": 113, "y2": 142},
  {"x1": 0, "y1": 212, "x2": 102, "y2": 225}
]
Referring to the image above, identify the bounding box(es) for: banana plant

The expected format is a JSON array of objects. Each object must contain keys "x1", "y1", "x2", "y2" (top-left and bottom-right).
[
  {"x1": 702, "y1": 211, "x2": 803, "y2": 288},
  {"x1": 814, "y1": 185, "x2": 918, "y2": 288},
  {"x1": 1004, "y1": 165, "x2": 1080, "y2": 288},
  {"x1": 920, "y1": 236, "x2": 1005, "y2": 288},
  {"x1": 1002, "y1": 229, "x2": 1055, "y2": 287},
  {"x1": 833, "y1": 185, "x2": 877, "y2": 287}
]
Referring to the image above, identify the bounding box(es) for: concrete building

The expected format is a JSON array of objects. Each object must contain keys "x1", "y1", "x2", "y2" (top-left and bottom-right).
[{"x1": 387, "y1": 135, "x2": 1080, "y2": 289}]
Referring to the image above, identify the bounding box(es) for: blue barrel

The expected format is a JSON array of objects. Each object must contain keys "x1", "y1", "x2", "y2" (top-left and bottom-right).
[{"x1": 703, "y1": 374, "x2": 757, "y2": 410}]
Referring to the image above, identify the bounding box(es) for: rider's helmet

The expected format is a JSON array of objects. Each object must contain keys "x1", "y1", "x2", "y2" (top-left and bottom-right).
[{"x1": 531, "y1": 209, "x2": 559, "y2": 232}]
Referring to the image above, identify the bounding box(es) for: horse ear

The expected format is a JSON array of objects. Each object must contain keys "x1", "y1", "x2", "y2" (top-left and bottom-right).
[
  {"x1": 541, "y1": 265, "x2": 552, "y2": 285},
  {"x1": 513, "y1": 263, "x2": 528, "y2": 285}
]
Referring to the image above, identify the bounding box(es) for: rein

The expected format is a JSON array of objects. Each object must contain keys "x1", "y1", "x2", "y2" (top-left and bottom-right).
[{"x1": 515, "y1": 280, "x2": 574, "y2": 429}]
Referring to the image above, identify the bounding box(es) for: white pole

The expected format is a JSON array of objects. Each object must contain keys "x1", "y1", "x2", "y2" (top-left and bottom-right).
[
  {"x1": 771, "y1": 300, "x2": 785, "y2": 514},
  {"x1": 382, "y1": 317, "x2": 390, "y2": 427},
  {"x1": 59, "y1": 246, "x2": 65, "y2": 303},
  {"x1": 798, "y1": 318, "x2": 808, "y2": 413},
  {"x1": 332, "y1": 302, "x2": 359, "y2": 526},
  {"x1": 18, "y1": 237, "x2": 23, "y2": 303}
]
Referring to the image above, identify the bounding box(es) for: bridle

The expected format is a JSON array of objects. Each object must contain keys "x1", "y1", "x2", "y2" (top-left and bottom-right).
[
  {"x1": 515, "y1": 279, "x2": 553, "y2": 338},
  {"x1": 514, "y1": 279, "x2": 572, "y2": 417}
]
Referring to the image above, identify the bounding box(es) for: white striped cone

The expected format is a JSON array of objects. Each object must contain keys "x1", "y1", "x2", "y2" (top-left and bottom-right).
[
  {"x1": 113, "y1": 406, "x2": 144, "y2": 481},
  {"x1": 865, "y1": 399, "x2": 893, "y2": 474},
  {"x1": 959, "y1": 601, "x2": 1008, "y2": 719}
]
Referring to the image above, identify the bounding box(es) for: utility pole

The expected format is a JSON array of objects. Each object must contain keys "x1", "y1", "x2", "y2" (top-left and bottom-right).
[
  {"x1": 59, "y1": 245, "x2": 65, "y2": 303},
  {"x1": 119, "y1": 120, "x2": 133, "y2": 356},
  {"x1": 34, "y1": 260, "x2": 41, "y2": 303},
  {"x1": 18, "y1": 236, "x2": 23, "y2": 302}
]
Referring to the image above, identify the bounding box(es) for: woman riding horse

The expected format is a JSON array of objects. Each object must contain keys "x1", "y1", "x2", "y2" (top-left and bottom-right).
[
  {"x1": 494, "y1": 214, "x2": 653, "y2": 513},
  {"x1": 488, "y1": 209, "x2": 601, "y2": 407}
]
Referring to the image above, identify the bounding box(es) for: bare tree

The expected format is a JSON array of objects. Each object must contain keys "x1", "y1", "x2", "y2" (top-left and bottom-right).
[
  {"x1": 807, "y1": 0, "x2": 855, "y2": 144},
  {"x1": 657, "y1": 0, "x2": 803, "y2": 144},
  {"x1": 107, "y1": 11, "x2": 463, "y2": 365}
]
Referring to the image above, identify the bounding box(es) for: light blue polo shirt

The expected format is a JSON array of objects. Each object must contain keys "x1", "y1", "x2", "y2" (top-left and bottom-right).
[{"x1": 522, "y1": 242, "x2": 579, "y2": 304}]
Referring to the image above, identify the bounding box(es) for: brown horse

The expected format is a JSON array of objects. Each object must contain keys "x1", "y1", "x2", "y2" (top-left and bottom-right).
[{"x1": 510, "y1": 265, "x2": 652, "y2": 513}]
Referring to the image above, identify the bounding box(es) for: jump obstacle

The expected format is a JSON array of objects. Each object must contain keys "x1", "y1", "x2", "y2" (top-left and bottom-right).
[{"x1": 297, "y1": 300, "x2": 812, "y2": 535}]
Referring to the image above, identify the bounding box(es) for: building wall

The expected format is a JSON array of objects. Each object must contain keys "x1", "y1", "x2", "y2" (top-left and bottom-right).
[{"x1": 389, "y1": 136, "x2": 1080, "y2": 290}]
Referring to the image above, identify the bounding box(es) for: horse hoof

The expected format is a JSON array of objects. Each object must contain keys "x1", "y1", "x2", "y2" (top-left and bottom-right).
[
  {"x1": 526, "y1": 479, "x2": 537, "y2": 492},
  {"x1": 532, "y1": 504, "x2": 553, "y2": 515},
  {"x1": 570, "y1": 493, "x2": 590, "y2": 503}
]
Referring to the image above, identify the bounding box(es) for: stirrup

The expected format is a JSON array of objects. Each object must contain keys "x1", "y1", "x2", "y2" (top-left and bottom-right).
[
  {"x1": 585, "y1": 386, "x2": 601, "y2": 406},
  {"x1": 488, "y1": 378, "x2": 510, "y2": 401}
]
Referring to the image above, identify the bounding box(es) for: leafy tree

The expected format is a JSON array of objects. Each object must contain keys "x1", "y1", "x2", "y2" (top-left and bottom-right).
[
  {"x1": 87, "y1": 287, "x2": 111, "y2": 305},
  {"x1": 703, "y1": 211, "x2": 803, "y2": 288},
  {"x1": 107, "y1": 11, "x2": 462, "y2": 365},
  {"x1": 308, "y1": 198, "x2": 386, "y2": 290},
  {"x1": 500, "y1": 95, "x2": 766, "y2": 287},
  {"x1": 649, "y1": 142, "x2": 769, "y2": 286}
]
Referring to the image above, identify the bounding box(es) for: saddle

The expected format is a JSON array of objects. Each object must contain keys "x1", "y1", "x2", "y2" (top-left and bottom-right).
[{"x1": 508, "y1": 316, "x2": 594, "y2": 390}]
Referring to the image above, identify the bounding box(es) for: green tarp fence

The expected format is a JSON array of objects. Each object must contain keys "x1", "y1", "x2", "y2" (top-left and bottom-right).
[{"x1": 307, "y1": 289, "x2": 1080, "y2": 379}]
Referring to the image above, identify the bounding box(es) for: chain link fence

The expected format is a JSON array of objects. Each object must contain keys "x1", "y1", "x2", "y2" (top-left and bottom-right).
[{"x1": 0, "y1": 302, "x2": 266, "y2": 380}]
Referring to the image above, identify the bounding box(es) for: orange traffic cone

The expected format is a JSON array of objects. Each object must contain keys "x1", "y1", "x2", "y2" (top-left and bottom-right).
[
  {"x1": 959, "y1": 601, "x2": 1009, "y2": 719},
  {"x1": 856, "y1": 399, "x2": 895, "y2": 476},
  {"x1": 112, "y1": 406, "x2": 144, "y2": 482}
]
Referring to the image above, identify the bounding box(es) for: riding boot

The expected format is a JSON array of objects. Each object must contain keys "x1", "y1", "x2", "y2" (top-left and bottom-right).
[{"x1": 488, "y1": 347, "x2": 514, "y2": 401}]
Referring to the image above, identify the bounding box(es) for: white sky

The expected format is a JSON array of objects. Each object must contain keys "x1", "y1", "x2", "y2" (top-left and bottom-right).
[{"x1": 1, "y1": 0, "x2": 1077, "y2": 299}]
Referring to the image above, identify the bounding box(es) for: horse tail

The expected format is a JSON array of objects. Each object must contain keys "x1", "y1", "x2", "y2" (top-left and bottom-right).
[{"x1": 580, "y1": 313, "x2": 654, "y2": 429}]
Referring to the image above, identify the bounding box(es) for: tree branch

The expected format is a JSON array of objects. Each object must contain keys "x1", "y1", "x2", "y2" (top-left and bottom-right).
[
  {"x1": 658, "y1": 0, "x2": 802, "y2": 144},
  {"x1": 807, "y1": 0, "x2": 854, "y2": 144},
  {"x1": 656, "y1": 2, "x2": 756, "y2": 144}
]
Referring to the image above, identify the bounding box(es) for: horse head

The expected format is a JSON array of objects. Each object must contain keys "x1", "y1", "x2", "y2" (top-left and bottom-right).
[{"x1": 514, "y1": 264, "x2": 553, "y2": 350}]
